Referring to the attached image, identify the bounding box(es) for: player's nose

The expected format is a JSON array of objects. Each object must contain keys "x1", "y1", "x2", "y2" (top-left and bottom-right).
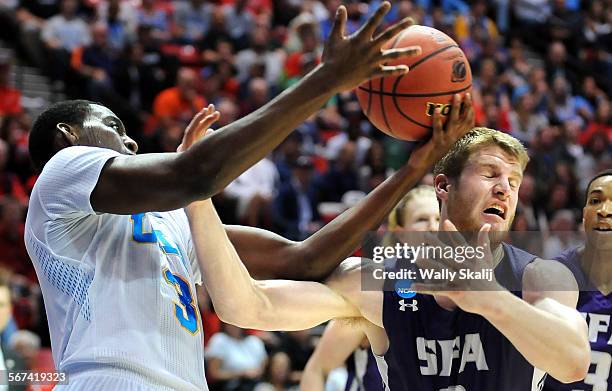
[
  {"x1": 597, "y1": 199, "x2": 612, "y2": 217},
  {"x1": 493, "y1": 177, "x2": 511, "y2": 199},
  {"x1": 124, "y1": 137, "x2": 138, "y2": 154}
]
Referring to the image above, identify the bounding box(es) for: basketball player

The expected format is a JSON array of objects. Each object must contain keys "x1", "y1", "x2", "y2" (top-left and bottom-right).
[
  {"x1": 186, "y1": 128, "x2": 590, "y2": 391},
  {"x1": 300, "y1": 186, "x2": 439, "y2": 391},
  {"x1": 23, "y1": 4, "x2": 442, "y2": 390},
  {"x1": 544, "y1": 169, "x2": 612, "y2": 391}
]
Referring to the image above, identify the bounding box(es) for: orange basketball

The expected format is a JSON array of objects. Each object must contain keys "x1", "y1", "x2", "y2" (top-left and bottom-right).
[{"x1": 356, "y1": 25, "x2": 472, "y2": 141}]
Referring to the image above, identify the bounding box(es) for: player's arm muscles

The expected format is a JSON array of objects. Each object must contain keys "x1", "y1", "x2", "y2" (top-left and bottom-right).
[
  {"x1": 186, "y1": 199, "x2": 361, "y2": 331},
  {"x1": 483, "y1": 259, "x2": 590, "y2": 383},
  {"x1": 300, "y1": 320, "x2": 365, "y2": 391},
  {"x1": 91, "y1": 7, "x2": 416, "y2": 215},
  {"x1": 91, "y1": 62, "x2": 339, "y2": 215}
]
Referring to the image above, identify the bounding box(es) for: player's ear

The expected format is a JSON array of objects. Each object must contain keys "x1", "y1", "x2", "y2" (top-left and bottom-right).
[
  {"x1": 434, "y1": 174, "x2": 451, "y2": 201},
  {"x1": 56, "y1": 123, "x2": 78, "y2": 146}
]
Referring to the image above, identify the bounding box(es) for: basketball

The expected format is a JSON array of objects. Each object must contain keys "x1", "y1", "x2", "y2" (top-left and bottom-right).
[{"x1": 356, "y1": 25, "x2": 472, "y2": 141}]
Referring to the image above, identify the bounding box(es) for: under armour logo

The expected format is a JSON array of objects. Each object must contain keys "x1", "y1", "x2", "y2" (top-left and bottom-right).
[{"x1": 399, "y1": 299, "x2": 418, "y2": 312}]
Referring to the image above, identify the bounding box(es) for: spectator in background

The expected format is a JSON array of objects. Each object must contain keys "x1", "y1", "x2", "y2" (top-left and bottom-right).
[
  {"x1": 136, "y1": 0, "x2": 170, "y2": 42},
  {"x1": 284, "y1": 14, "x2": 321, "y2": 82},
  {"x1": 508, "y1": 91, "x2": 548, "y2": 145},
  {"x1": 254, "y1": 352, "x2": 298, "y2": 391},
  {"x1": 549, "y1": 75, "x2": 582, "y2": 126},
  {"x1": 275, "y1": 330, "x2": 314, "y2": 384},
  {"x1": 98, "y1": 0, "x2": 135, "y2": 52},
  {"x1": 318, "y1": 142, "x2": 359, "y2": 203},
  {"x1": 545, "y1": 0, "x2": 583, "y2": 54},
  {"x1": 273, "y1": 156, "x2": 319, "y2": 241},
  {"x1": 579, "y1": 98, "x2": 611, "y2": 146},
  {"x1": 72, "y1": 23, "x2": 118, "y2": 100},
  {"x1": 0, "y1": 141, "x2": 27, "y2": 206},
  {"x1": 454, "y1": 0, "x2": 498, "y2": 60},
  {"x1": 0, "y1": 268, "x2": 27, "y2": 390},
  {"x1": 223, "y1": 0, "x2": 255, "y2": 50},
  {"x1": 224, "y1": 156, "x2": 279, "y2": 228},
  {"x1": 545, "y1": 41, "x2": 578, "y2": 93},
  {"x1": 360, "y1": 140, "x2": 386, "y2": 192},
  {"x1": 206, "y1": 322, "x2": 268, "y2": 391},
  {"x1": 527, "y1": 66, "x2": 550, "y2": 114},
  {"x1": 152, "y1": 67, "x2": 206, "y2": 133},
  {"x1": 96, "y1": 0, "x2": 137, "y2": 50},
  {"x1": 240, "y1": 77, "x2": 270, "y2": 116},
  {"x1": 0, "y1": 52, "x2": 21, "y2": 119},
  {"x1": 9, "y1": 330, "x2": 40, "y2": 370},
  {"x1": 172, "y1": 0, "x2": 213, "y2": 45},
  {"x1": 235, "y1": 19, "x2": 285, "y2": 88},
  {"x1": 576, "y1": 131, "x2": 612, "y2": 192},
  {"x1": 40, "y1": 0, "x2": 91, "y2": 83},
  {"x1": 273, "y1": 132, "x2": 302, "y2": 185},
  {"x1": 543, "y1": 209, "x2": 581, "y2": 259},
  {"x1": 113, "y1": 42, "x2": 166, "y2": 115}
]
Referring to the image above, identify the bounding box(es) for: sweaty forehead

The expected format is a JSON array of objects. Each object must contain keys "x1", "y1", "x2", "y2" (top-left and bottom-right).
[
  {"x1": 589, "y1": 175, "x2": 612, "y2": 195},
  {"x1": 88, "y1": 104, "x2": 117, "y2": 120}
]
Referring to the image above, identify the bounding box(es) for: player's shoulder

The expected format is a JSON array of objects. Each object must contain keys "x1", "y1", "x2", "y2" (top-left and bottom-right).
[
  {"x1": 523, "y1": 257, "x2": 579, "y2": 291},
  {"x1": 38, "y1": 146, "x2": 120, "y2": 181}
]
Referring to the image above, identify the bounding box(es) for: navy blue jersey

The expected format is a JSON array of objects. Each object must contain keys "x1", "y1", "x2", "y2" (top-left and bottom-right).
[
  {"x1": 345, "y1": 347, "x2": 385, "y2": 391},
  {"x1": 377, "y1": 243, "x2": 546, "y2": 391},
  {"x1": 545, "y1": 246, "x2": 612, "y2": 391}
]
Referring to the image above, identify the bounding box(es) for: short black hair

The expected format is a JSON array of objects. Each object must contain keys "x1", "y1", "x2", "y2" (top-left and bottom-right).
[
  {"x1": 585, "y1": 169, "x2": 612, "y2": 200},
  {"x1": 29, "y1": 100, "x2": 94, "y2": 172}
]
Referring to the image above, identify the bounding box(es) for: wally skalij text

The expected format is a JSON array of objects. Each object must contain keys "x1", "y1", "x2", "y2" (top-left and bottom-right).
[{"x1": 371, "y1": 266, "x2": 495, "y2": 283}]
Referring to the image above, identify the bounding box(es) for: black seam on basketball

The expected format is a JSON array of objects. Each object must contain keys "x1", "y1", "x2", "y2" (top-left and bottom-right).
[
  {"x1": 357, "y1": 84, "x2": 472, "y2": 98},
  {"x1": 407, "y1": 44, "x2": 458, "y2": 70},
  {"x1": 379, "y1": 77, "x2": 391, "y2": 132},
  {"x1": 391, "y1": 74, "x2": 431, "y2": 130},
  {"x1": 367, "y1": 80, "x2": 373, "y2": 116}
]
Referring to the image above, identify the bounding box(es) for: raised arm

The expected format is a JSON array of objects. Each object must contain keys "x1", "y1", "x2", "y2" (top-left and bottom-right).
[
  {"x1": 226, "y1": 93, "x2": 475, "y2": 281},
  {"x1": 91, "y1": 3, "x2": 419, "y2": 214},
  {"x1": 301, "y1": 320, "x2": 366, "y2": 391}
]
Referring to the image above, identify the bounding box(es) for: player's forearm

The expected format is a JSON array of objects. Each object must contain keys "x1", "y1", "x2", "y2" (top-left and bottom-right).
[
  {"x1": 294, "y1": 161, "x2": 430, "y2": 280},
  {"x1": 480, "y1": 291, "x2": 589, "y2": 383},
  {"x1": 186, "y1": 200, "x2": 267, "y2": 326},
  {"x1": 187, "y1": 201, "x2": 358, "y2": 330},
  {"x1": 177, "y1": 64, "x2": 338, "y2": 199}
]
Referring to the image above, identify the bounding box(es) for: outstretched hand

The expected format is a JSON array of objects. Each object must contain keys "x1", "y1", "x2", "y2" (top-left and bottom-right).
[
  {"x1": 177, "y1": 104, "x2": 220, "y2": 153},
  {"x1": 407, "y1": 93, "x2": 475, "y2": 171},
  {"x1": 322, "y1": 1, "x2": 422, "y2": 92}
]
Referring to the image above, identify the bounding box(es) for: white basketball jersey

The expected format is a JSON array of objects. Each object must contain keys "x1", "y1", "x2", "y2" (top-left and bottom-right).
[{"x1": 24, "y1": 146, "x2": 207, "y2": 390}]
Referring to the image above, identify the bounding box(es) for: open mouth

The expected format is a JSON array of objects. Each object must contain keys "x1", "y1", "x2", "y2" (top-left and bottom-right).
[
  {"x1": 594, "y1": 227, "x2": 612, "y2": 232},
  {"x1": 483, "y1": 204, "x2": 506, "y2": 220}
]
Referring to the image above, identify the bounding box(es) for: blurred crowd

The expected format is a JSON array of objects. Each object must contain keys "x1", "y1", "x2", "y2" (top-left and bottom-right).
[{"x1": 0, "y1": 0, "x2": 610, "y2": 389}]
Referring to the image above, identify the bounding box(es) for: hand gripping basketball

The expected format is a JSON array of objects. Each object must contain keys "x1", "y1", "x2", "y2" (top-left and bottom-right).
[{"x1": 320, "y1": 1, "x2": 422, "y2": 92}]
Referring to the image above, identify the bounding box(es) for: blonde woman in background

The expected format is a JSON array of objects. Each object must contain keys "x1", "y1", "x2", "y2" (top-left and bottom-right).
[{"x1": 300, "y1": 186, "x2": 439, "y2": 391}]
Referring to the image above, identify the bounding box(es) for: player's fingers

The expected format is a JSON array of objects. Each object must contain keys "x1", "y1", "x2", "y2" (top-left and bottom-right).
[
  {"x1": 374, "y1": 17, "x2": 414, "y2": 44},
  {"x1": 380, "y1": 46, "x2": 421, "y2": 61},
  {"x1": 463, "y1": 93, "x2": 475, "y2": 127},
  {"x1": 185, "y1": 106, "x2": 209, "y2": 132},
  {"x1": 358, "y1": 1, "x2": 391, "y2": 39},
  {"x1": 477, "y1": 223, "x2": 491, "y2": 248},
  {"x1": 432, "y1": 105, "x2": 444, "y2": 137},
  {"x1": 197, "y1": 111, "x2": 220, "y2": 131},
  {"x1": 330, "y1": 5, "x2": 347, "y2": 40},
  {"x1": 449, "y1": 94, "x2": 461, "y2": 124},
  {"x1": 372, "y1": 65, "x2": 409, "y2": 79}
]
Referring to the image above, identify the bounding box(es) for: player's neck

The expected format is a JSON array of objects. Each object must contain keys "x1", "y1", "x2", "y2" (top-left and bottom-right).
[{"x1": 581, "y1": 246, "x2": 612, "y2": 295}]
